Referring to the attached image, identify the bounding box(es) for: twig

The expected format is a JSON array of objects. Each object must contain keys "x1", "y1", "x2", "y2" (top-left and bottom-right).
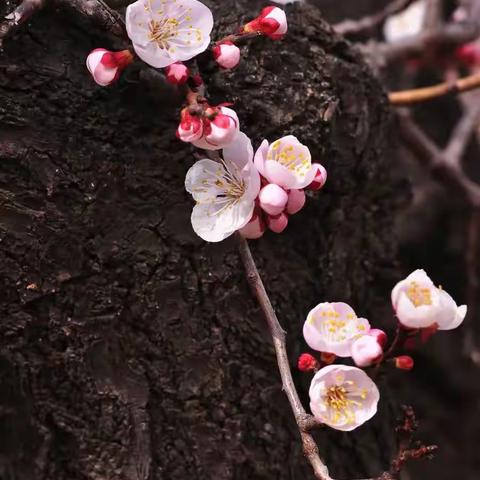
[
  {"x1": 334, "y1": 0, "x2": 416, "y2": 37},
  {"x1": 0, "y1": 0, "x2": 45, "y2": 45},
  {"x1": 236, "y1": 233, "x2": 332, "y2": 480},
  {"x1": 389, "y1": 72, "x2": 480, "y2": 105}
]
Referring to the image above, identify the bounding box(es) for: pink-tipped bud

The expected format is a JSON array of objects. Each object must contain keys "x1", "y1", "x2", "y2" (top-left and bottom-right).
[
  {"x1": 307, "y1": 163, "x2": 327, "y2": 191},
  {"x1": 266, "y1": 212, "x2": 288, "y2": 233},
  {"x1": 86, "y1": 48, "x2": 133, "y2": 86},
  {"x1": 177, "y1": 109, "x2": 203, "y2": 143},
  {"x1": 243, "y1": 6, "x2": 288, "y2": 40},
  {"x1": 165, "y1": 62, "x2": 189, "y2": 85},
  {"x1": 395, "y1": 355, "x2": 414, "y2": 371},
  {"x1": 239, "y1": 211, "x2": 266, "y2": 239},
  {"x1": 455, "y1": 43, "x2": 480, "y2": 67},
  {"x1": 213, "y1": 41, "x2": 241, "y2": 69},
  {"x1": 351, "y1": 335, "x2": 383, "y2": 367},
  {"x1": 259, "y1": 183, "x2": 288, "y2": 215},
  {"x1": 368, "y1": 328, "x2": 388, "y2": 348},
  {"x1": 297, "y1": 353, "x2": 319, "y2": 372},
  {"x1": 286, "y1": 189, "x2": 306, "y2": 215}
]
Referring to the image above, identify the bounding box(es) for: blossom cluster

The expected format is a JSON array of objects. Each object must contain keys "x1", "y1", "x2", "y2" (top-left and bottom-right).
[{"x1": 300, "y1": 270, "x2": 467, "y2": 431}]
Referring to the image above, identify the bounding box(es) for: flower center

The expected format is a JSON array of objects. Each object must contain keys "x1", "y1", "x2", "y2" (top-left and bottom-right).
[
  {"x1": 326, "y1": 386, "x2": 349, "y2": 410},
  {"x1": 406, "y1": 281, "x2": 432, "y2": 307},
  {"x1": 323, "y1": 382, "x2": 367, "y2": 425},
  {"x1": 267, "y1": 141, "x2": 310, "y2": 176},
  {"x1": 148, "y1": 18, "x2": 179, "y2": 49}
]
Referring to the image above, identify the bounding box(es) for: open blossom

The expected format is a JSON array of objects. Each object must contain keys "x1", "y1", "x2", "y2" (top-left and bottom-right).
[
  {"x1": 165, "y1": 62, "x2": 189, "y2": 84},
  {"x1": 185, "y1": 132, "x2": 260, "y2": 242},
  {"x1": 86, "y1": 49, "x2": 133, "y2": 86},
  {"x1": 192, "y1": 107, "x2": 240, "y2": 150},
  {"x1": 383, "y1": 0, "x2": 426, "y2": 43},
  {"x1": 213, "y1": 41, "x2": 241, "y2": 69},
  {"x1": 391, "y1": 269, "x2": 467, "y2": 330},
  {"x1": 126, "y1": 0, "x2": 213, "y2": 68},
  {"x1": 303, "y1": 302, "x2": 370, "y2": 357},
  {"x1": 309, "y1": 365, "x2": 379, "y2": 431},
  {"x1": 244, "y1": 6, "x2": 288, "y2": 40},
  {"x1": 254, "y1": 135, "x2": 316, "y2": 189}
]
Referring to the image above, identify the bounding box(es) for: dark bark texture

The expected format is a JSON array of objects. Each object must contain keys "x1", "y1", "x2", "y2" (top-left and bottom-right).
[{"x1": 0, "y1": 1, "x2": 399, "y2": 480}]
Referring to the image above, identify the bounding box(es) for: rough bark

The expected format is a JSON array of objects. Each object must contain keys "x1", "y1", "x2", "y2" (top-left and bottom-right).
[{"x1": 0, "y1": 1, "x2": 398, "y2": 479}]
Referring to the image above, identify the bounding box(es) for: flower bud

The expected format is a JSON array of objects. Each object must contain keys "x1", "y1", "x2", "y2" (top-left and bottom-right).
[
  {"x1": 455, "y1": 43, "x2": 480, "y2": 67},
  {"x1": 213, "y1": 41, "x2": 241, "y2": 69},
  {"x1": 320, "y1": 352, "x2": 336, "y2": 365},
  {"x1": 244, "y1": 6, "x2": 288, "y2": 40},
  {"x1": 239, "y1": 211, "x2": 266, "y2": 239},
  {"x1": 368, "y1": 328, "x2": 388, "y2": 348},
  {"x1": 192, "y1": 106, "x2": 240, "y2": 150},
  {"x1": 86, "y1": 48, "x2": 133, "y2": 86},
  {"x1": 286, "y1": 189, "x2": 306, "y2": 215},
  {"x1": 259, "y1": 183, "x2": 288, "y2": 215},
  {"x1": 351, "y1": 335, "x2": 383, "y2": 367},
  {"x1": 165, "y1": 61, "x2": 189, "y2": 85},
  {"x1": 266, "y1": 212, "x2": 288, "y2": 233},
  {"x1": 307, "y1": 163, "x2": 327, "y2": 191},
  {"x1": 177, "y1": 109, "x2": 203, "y2": 143},
  {"x1": 297, "y1": 353, "x2": 319, "y2": 372},
  {"x1": 395, "y1": 355, "x2": 414, "y2": 371}
]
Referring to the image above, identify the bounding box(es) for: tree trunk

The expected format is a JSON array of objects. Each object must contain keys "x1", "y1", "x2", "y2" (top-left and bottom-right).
[{"x1": 0, "y1": 1, "x2": 398, "y2": 479}]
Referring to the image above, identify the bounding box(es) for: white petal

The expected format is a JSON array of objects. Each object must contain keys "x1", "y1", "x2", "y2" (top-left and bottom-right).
[
  {"x1": 253, "y1": 139, "x2": 269, "y2": 177},
  {"x1": 222, "y1": 131, "x2": 252, "y2": 169},
  {"x1": 185, "y1": 159, "x2": 224, "y2": 202}
]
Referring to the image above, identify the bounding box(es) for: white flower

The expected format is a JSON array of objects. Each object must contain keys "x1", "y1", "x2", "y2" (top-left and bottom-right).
[
  {"x1": 383, "y1": 0, "x2": 426, "y2": 43},
  {"x1": 185, "y1": 132, "x2": 261, "y2": 242},
  {"x1": 391, "y1": 269, "x2": 467, "y2": 330},
  {"x1": 254, "y1": 135, "x2": 316, "y2": 189},
  {"x1": 309, "y1": 365, "x2": 379, "y2": 431},
  {"x1": 126, "y1": 0, "x2": 213, "y2": 68},
  {"x1": 303, "y1": 302, "x2": 370, "y2": 357}
]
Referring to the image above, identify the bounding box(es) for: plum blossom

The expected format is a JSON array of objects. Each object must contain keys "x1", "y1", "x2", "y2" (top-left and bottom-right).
[
  {"x1": 165, "y1": 61, "x2": 189, "y2": 84},
  {"x1": 126, "y1": 0, "x2": 213, "y2": 68},
  {"x1": 307, "y1": 163, "x2": 327, "y2": 191},
  {"x1": 303, "y1": 302, "x2": 370, "y2": 357},
  {"x1": 309, "y1": 365, "x2": 379, "y2": 431},
  {"x1": 254, "y1": 135, "x2": 316, "y2": 189},
  {"x1": 192, "y1": 106, "x2": 240, "y2": 150},
  {"x1": 258, "y1": 183, "x2": 288, "y2": 215},
  {"x1": 86, "y1": 49, "x2": 133, "y2": 86},
  {"x1": 391, "y1": 269, "x2": 467, "y2": 330},
  {"x1": 177, "y1": 108, "x2": 203, "y2": 143},
  {"x1": 351, "y1": 335, "x2": 383, "y2": 367},
  {"x1": 213, "y1": 41, "x2": 241, "y2": 69},
  {"x1": 185, "y1": 132, "x2": 260, "y2": 242},
  {"x1": 383, "y1": 0, "x2": 426, "y2": 43},
  {"x1": 266, "y1": 212, "x2": 288, "y2": 233},
  {"x1": 244, "y1": 6, "x2": 288, "y2": 40}
]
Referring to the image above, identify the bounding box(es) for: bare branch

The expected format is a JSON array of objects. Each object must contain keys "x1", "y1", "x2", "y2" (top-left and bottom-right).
[
  {"x1": 0, "y1": 0, "x2": 45, "y2": 45},
  {"x1": 334, "y1": 0, "x2": 416, "y2": 37},
  {"x1": 389, "y1": 72, "x2": 480, "y2": 105}
]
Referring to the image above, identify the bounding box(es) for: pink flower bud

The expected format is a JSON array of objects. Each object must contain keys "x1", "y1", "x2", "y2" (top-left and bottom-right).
[
  {"x1": 259, "y1": 183, "x2": 288, "y2": 215},
  {"x1": 239, "y1": 211, "x2": 266, "y2": 239},
  {"x1": 86, "y1": 48, "x2": 133, "y2": 86},
  {"x1": 267, "y1": 212, "x2": 288, "y2": 233},
  {"x1": 213, "y1": 41, "x2": 241, "y2": 69},
  {"x1": 286, "y1": 189, "x2": 306, "y2": 215},
  {"x1": 192, "y1": 106, "x2": 240, "y2": 150},
  {"x1": 297, "y1": 353, "x2": 319, "y2": 372},
  {"x1": 455, "y1": 43, "x2": 480, "y2": 67},
  {"x1": 244, "y1": 6, "x2": 288, "y2": 40},
  {"x1": 395, "y1": 355, "x2": 414, "y2": 371},
  {"x1": 307, "y1": 163, "x2": 327, "y2": 191},
  {"x1": 165, "y1": 62, "x2": 189, "y2": 85},
  {"x1": 177, "y1": 109, "x2": 203, "y2": 143},
  {"x1": 351, "y1": 335, "x2": 383, "y2": 367},
  {"x1": 320, "y1": 352, "x2": 336, "y2": 364},
  {"x1": 368, "y1": 328, "x2": 388, "y2": 348}
]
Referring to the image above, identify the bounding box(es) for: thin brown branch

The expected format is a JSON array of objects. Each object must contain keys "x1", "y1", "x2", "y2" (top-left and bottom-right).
[
  {"x1": 397, "y1": 112, "x2": 480, "y2": 207},
  {"x1": 389, "y1": 72, "x2": 480, "y2": 105},
  {"x1": 334, "y1": 0, "x2": 416, "y2": 37},
  {"x1": 54, "y1": 0, "x2": 126, "y2": 37},
  {"x1": 0, "y1": 0, "x2": 45, "y2": 45}
]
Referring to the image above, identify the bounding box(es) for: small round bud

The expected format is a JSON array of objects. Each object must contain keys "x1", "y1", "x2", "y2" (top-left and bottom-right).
[
  {"x1": 86, "y1": 48, "x2": 133, "y2": 86},
  {"x1": 320, "y1": 352, "x2": 336, "y2": 365},
  {"x1": 368, "y1": 328, "x2": 388, "y2": 348},
  {"x1": 286, "y1": 189, "x2": 306, "y2": 215},
  {"x1": 259, "y1": 184, "x2": 288, "y2": 215},
  {"x1": 239, "y1": 211, "x2": 266, "y2": 240},
  {"x1": 306, "y1": 163, "x2": 327, "y2": 191},
  {"x1": 395, "y1": 355, "x2": 414, "y2": 371},
  {"x1": 267, "y1": 212, "x2": 288, "y2": 233},
  {"x1": 165, "y1": 62, "x2": 189, "y2": 85},
  {"x1": 351, "y1": 335, "x2": 383, "y2": 367},
  {"x1": 297, "y1": 353, "x2": 319, "y2": 372},
  {"x1": 213, "y1": 41, "x2": 241, "y2": 69}
]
